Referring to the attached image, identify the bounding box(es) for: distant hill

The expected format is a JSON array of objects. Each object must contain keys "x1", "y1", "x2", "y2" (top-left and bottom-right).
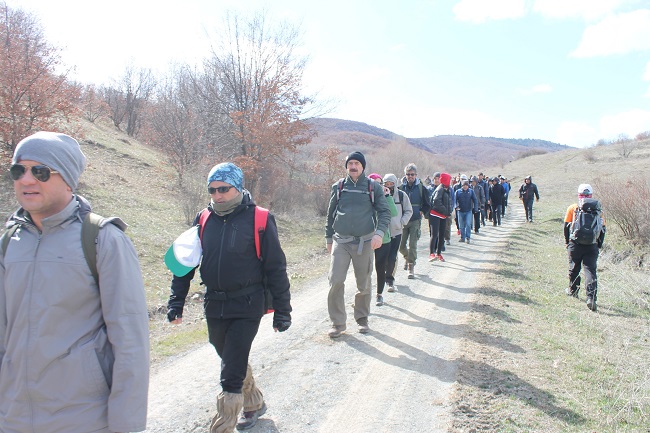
[{"x1": 306, "y1": 117, "x2": 570, "y2": 166}]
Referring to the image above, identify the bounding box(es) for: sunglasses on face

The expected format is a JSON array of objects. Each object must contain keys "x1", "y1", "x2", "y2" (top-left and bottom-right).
[
  {"x1": 208, "y1": 185, "x2": 235, "y2": 194},
  {"x1": 406, "y1": 173, "x2": 416, "y2": 177},
  {"x1": 9, "y1": 164, "x2": 60, "y2": 182}
]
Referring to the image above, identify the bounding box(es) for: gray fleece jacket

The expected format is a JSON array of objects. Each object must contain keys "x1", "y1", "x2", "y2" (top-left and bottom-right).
[{"x1": 0, "y1": 196, "x2": 150, "y2": 433}]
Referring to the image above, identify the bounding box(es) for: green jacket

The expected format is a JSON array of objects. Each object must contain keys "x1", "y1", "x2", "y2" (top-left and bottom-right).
[
  {"x1": 383, "y1": 194, "x2": 398, "y2": 244},
  {"x1": 325, "y1": 172, "x2": 391, "y2": 243}
]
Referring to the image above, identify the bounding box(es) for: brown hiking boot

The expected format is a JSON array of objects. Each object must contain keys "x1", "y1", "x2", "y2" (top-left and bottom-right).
[
  {"x1": 407, "y1": 263, "x2": 415, "y2": 279},
  {"x1": 357, "y1": 318, "x2": 369, "y2": 334},
  {"x1": 236, "y1": 402, "x2": 267, "y2": 431},
  {"x1": 328, "y1": 324, "x2": 346, "y2": 338}
]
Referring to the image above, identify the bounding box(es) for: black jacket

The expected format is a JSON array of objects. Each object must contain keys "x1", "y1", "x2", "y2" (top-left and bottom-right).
[
  {"x1": 168, "y1": 193, "x2": 291, "y2": 322},
  {"x1": 489, "y1": 183, "x2": 505, "y2": 205},
  {"x1": 400, "y1": 179, "x2": 431, "y2": 222},
  {"x1": 430, "y1": 185, "x2": 452, "y2": 217}
]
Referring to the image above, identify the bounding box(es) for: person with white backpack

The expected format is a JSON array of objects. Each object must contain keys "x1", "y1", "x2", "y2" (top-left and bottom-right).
[{"x1": 563, "y1": 183, "x2": 606, "y2": 311}]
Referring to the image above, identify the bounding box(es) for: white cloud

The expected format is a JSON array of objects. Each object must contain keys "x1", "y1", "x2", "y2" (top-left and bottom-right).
[
  {"x1": 453, "y1": 0, "x2": 526, "y2": 23},
  {"x1": 599, "y1": 109, "x2": 650, "y2": 139},
  {"x1": 555, "y1": 121, "x2": 598, "y2": 147},
  {"x1": 571, "y1": 10, "x2": 650, "y2": 57},
  {"x1": 533, "y1": 0, "x2": 627, "y2": 21},
  {"x1": 644, "y1": 61, "x2": 650, "y2": 80},
  {"x1": 520, "y1": 83, "x2": 552, "y2": 95}
]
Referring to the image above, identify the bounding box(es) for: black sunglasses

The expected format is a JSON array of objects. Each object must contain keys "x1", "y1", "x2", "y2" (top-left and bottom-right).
[
  {"x1": 9, "y1": 164, "x2": 60, "y2": 182},
  {"x1": 208, "y1": 185, "x2": 235, "y2": 194}
]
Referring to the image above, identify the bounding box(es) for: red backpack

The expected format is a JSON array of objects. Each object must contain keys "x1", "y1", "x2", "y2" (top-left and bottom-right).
[{"x1": 198, "y1": 206, "x2": 273, "y2": 313}]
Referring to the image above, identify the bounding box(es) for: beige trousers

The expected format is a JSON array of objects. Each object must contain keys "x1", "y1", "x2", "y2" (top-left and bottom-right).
[{"x1": 328, "y1": 239, "x2": 374, "y2": 325}]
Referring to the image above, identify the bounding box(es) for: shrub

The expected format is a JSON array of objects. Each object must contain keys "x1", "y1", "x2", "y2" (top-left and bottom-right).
[{"x1": 594, "y1": 177, "x2": 650, "y2": 245}]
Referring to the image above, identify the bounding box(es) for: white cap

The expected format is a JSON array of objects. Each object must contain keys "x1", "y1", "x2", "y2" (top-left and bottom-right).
[{"x1": 578, "y1": 183, "x2": 593, "y2": 195}]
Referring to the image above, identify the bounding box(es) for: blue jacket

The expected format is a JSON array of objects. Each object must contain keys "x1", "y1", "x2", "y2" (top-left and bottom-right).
[{"x1": 455, "y1": 187, "x2": 478, "y2": 213}]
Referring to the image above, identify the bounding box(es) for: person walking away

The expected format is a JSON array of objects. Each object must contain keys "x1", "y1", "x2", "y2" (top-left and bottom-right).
[
  {"x1": 399, "y1": 163, "x2": 431, "y2": 279},
  {"x1": 519, "y1": 175, "x2": 540, "y2": 222},
  {"x1": 471, "y1": 176, "x2": 485, "y2": 234},
  {"x1": 1, "y1": 132, "x2": 150, "y2": 433},
  {"x1": 428, "y1": 173, "x2": 453, "y2": 262},
  {"x1": 166, "y1": 162, "x2": 292, "y2": 432},
  {"x1": 454, "y1": 179, "x2": 478, "y2": 243},
  {"x1": 489, "y1": 177, "x2": 505, "y2": 226},
  {"x1": 325, "y1": 152, "x2": 391, "y2": 337},
  {"x1": 383, "y1": 173, "x2": 413, "y2": 294},
  {"x1": 564, "y1": 183, "x2": 606, "y2": 311},
  {"x1": 366, "y1": 174, "x2": 398, "y2": 306}
]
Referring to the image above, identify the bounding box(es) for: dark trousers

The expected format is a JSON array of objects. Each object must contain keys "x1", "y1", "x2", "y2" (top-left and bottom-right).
[
  {"x1": 491, "y1": 204, "x2": 502, "y2": 226},
  {"x1": 207, "y1": 317, "x2": 262, "y2": 393},
  {"x1": 473, "y1": 210, "x2": 481, "y2": 233},
  {"x1": 429, "y1": 216, "x2": 447, "y2": 255},
  {"x1": 374, "y1": 242, "x2": 391, "y2": 294},
  {"x1": 385, "y1": 234, "x2": 402, "y2": 286},
  {"x1": 523, "y1": 199, "x2": 534, "y2": 222},
  {"x1": 568, "y1": 242, "x2": 599, "y2": 300}
]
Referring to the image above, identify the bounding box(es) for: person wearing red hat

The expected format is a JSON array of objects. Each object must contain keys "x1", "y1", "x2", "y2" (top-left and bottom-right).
[{"x1": 428, "y1": 173, "x2": 453, "y2": 262}]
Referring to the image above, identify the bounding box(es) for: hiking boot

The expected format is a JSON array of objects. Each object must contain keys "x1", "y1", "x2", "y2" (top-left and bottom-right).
[
  {"x1": 586, "y1": 297, "x2": 597, "y2": 312},
  {"x1": 437, "y1": 254, "x2": 445, "y2": 262},
  {"x1": 445, "y1": 240, "x2": 450, "y2": 245},
  {"x1": 565, "y1": 287, "x2": 579, "y2": 298},
  {"x1": 466, "y1": 238, "x2": 470, "y2": 244},
  {"x1": 357, "y1": 318, "x2": 370, "y2": 333},
  {"x1": 328, "y1": 325, "x2": 346, "y2": 338},
  {"x1": 459, "y1": 237, "x2": 465, "y2": 242},
  {"x1": 428, "y1": 253, "x2": 437, "y2": 262},
  {"x1": 387, "y1": 283, "x2": 396, "y2": 292},
  {"x1": 403, "y1": 261, "x2": 408, "y2": 270},
  {"x1": 376, "y1": 295, "x2": 384, "y2": 306},
  {"x1": 407, "y1": 263, "x2": 415, "y2": 279},
  {"x1": 236, "y1": 402, "x2": 267, "y2": 431}
]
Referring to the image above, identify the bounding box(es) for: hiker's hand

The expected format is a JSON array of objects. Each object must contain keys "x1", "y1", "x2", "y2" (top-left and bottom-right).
[
  {"x1": 383, "y1": 186, "x2": 390, "y2": 195},
  {"x1": 327, "y1": 243, "x2": 332, "y2": 254},
  {"x1": 167, "y1": 308, "x2": 183, "y2": 324},
  {"x1": 274, "y1": 321, "x2": 291, "y2": 332},
  {"x1": 371, "y1": 234, "x2": 382, "y2": 250}
]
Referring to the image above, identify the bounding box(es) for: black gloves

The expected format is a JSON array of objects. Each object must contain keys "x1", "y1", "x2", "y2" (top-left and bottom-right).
[
  {"x1": 274, "y1": 320, "x2": 291, "y2": 332},
  {"x1": 167, "y1": 308, "x2": 182, "y2": 322},
  {"x1": 273, "y1": 311, "x2": 291, "y2": 332}
]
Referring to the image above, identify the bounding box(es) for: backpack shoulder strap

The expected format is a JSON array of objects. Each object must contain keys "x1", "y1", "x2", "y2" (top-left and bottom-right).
[
  {"x1": 336, "y1": 178, "x2": 345, "y2": 201},
  {"x1": 254, "y1": 206, "x2": 269, "y2": 260},
  {"x1": 198, "y1": 208, "x2": 211, "y2": 241},
  {"x1": 368, "y1": 178, "x2": 375, "y2": 204},
  {"x1": 81, "y1": 212, "x2": 106, "y2": 285},
  {"x1": 1, "y1": 224, "x2": 20, "y2": 257}
]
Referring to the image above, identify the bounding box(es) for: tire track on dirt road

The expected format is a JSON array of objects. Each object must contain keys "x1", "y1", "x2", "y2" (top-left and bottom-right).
[{"x1": 145, "y1": 207, "x2": 523, "y2": 433}]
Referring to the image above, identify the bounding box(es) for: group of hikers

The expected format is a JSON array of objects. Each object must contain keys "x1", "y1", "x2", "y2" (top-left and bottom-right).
[{"x1": 0, "y1": 134, "x2": 605, "y2": 433}]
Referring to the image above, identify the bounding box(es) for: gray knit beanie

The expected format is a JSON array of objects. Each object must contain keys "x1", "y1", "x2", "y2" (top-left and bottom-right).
[{"x1": 12, "y1": 131, "x2": 86, "y2": 191}]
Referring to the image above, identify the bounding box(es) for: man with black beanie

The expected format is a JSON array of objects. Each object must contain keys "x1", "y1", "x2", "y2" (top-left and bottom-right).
[{"x1": 325, "y1": 151, "x2": 391, "y2": 337}]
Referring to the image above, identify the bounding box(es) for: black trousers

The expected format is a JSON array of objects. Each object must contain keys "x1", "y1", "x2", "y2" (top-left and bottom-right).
[
  {"x1": 207, "y1": 317, "x2": 262, "y2": 393},
  {"x1": 568, "y1": 242, "x2": 599, "y2": 300},
  {"x1": 491, "y1": 204, "x2": 502, "y2": 225},
  {"x1": 473, "y1": 210, "x2": 481, "y2": 233},
  {"x1": 385, "y1": 234, "x2": 402, "y2": 286},
  {"x1": 429, "y1": 216, "x2": 447, "y2": 255},
  {"x1": 523, "y1": 199, "x2": 534, "y2": 221},
  {"x1": 374, "y1": 241, "x2": 391, "y2": 294}
]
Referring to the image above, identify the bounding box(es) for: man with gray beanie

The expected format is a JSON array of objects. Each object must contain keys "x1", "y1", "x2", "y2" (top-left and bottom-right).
[
  {"x1": 325, "y1": 151, "x2": 391, "y2": 337},
  {"x1": 1, "y1": 131, "x2": 150, "y2": 433},
  {"x1": 167, "y1": 162, "x2": 292, "y2": 432}
]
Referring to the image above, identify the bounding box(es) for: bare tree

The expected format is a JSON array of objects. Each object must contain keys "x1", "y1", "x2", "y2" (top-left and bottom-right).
[
  {"x1": 103, "y1": 63, "x2": 156, "y2": 137},
  {"x1": 78, "y1": 83, "x2": 109, "y2": 123},
  {"x1": 202, "y1": 11, "x2": 315, "y2": 196},
  {"x1": 0, "y1": 2, "x2": 79, "y2": 152},
  {"x1": 141, "y1": 65, "x2": 209, "y2": 185}
]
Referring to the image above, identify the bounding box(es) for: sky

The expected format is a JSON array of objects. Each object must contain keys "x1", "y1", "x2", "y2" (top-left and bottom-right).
[{"x1": 7, "y1": 0, "x2": 650, "y2": 148}]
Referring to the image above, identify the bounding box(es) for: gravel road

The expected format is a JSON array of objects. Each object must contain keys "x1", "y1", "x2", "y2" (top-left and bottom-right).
[{"x1": 145, "y1": 209, "x2": 519, "y2": 433}]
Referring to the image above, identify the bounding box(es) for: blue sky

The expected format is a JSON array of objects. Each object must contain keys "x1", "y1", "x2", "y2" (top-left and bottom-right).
[{"x1": 9, "y1": 0, "x2": 650, "y2": 147}]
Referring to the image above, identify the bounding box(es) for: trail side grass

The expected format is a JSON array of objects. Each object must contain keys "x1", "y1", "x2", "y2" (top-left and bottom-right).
[{"x1": 450, "y1": 141, "x2": 650, "y2": 432}]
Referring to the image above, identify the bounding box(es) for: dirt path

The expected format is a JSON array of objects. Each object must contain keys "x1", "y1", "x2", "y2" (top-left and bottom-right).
[{"x1": 145, "y1": 208, "x2": 521, "y2": 433}]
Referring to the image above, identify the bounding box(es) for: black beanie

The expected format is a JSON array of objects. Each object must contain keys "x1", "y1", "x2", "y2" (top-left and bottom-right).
[{"x1": 345, "y1": 151, "x2": 366, "y2": 170}]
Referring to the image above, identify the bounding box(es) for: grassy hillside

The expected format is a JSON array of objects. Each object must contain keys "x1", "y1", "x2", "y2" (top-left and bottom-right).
[
  {"x1": 450, "y1": 140, "x2": 650, "y2": 432},
  {"x1": 1, "y1": 119, "x2": 328, "y2": 363}
]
